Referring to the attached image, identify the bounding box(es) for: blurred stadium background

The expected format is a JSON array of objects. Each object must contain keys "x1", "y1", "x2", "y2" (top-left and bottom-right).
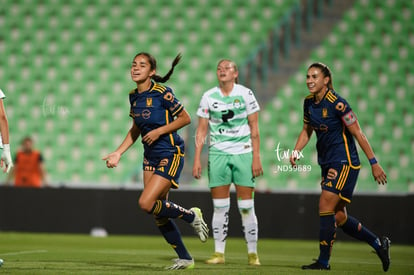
[{"x1": 0, "y1": 0, "x2": 413, "y2": 194}]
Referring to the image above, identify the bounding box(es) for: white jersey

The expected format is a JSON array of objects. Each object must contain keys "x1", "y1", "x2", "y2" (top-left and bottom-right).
[
  {"x1": 197, "y1": 83, "x2": 260, "y2": 155},
  {"x1": 0, "y1": 89, "x2": 5, "y2": 148}
]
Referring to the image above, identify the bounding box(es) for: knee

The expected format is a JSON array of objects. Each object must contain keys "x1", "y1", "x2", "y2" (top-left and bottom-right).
[
  {"x1": 335, "y1": 211, "x2": 347, "y2": 226},
  {"x1": 237, "y1": 199, "x2": 255, "y2": 215},
  {"x1": 138, "y1": 197, "x2": 155, "y2": 213}
]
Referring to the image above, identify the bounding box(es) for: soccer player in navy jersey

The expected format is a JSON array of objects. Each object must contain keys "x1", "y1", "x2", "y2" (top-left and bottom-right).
[
  {"x1": 290, "y1": 63, "x2": 390, "y2": 271},
  {"x1": 103, "y1": 52, "x2": 208, "y2": 270}
]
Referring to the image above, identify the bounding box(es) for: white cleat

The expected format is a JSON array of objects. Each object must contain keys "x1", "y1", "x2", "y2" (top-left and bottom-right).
[
  {"x1": 165, "y1": 258, "x2": 195, "y2": 270},
  {"x1": 190, "y1": 207, "x2": 209, "y2": 242}
]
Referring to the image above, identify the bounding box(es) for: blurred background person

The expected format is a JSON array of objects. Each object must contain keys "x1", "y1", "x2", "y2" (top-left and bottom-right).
[{"x1": 6, "y1": 136, "x2": 47, "y2": 188}]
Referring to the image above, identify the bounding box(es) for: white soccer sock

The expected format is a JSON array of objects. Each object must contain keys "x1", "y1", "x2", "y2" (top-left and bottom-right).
[
  {"x1": 212, "y1": 198, "x2": 230, "y2": 254},
  {"x1": 238, "y1": 199, "x2": 258, "y2": 254}
]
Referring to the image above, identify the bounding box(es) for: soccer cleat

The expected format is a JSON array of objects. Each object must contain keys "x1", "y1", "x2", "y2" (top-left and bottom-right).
[
  {"x1": 248, "y1": 253, "x2": 261, "y2": 266},
  {"x1": 376, "y1": 236, "x2": 391, "y2": 272},
  {"x1": 205, "y1": 252, "x2": 225, "y2": 264},
  {"x1": 165, "y1": 258, "x2": 195, "y2": 270},
  {"x1": 190, "y1": 207, "x2": 209, "y2": 242},
  {"x1": 0, "y1": 258, "x2": 3, "y2": 267},
  {"x1": 302, "y1": 260, "x2": 331, "y2": 270}
]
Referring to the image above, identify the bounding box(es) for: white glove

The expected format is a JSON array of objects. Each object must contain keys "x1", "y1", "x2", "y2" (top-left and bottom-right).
[{"x1": 1, "y1": 144, "x2": 13, "y2": 173}]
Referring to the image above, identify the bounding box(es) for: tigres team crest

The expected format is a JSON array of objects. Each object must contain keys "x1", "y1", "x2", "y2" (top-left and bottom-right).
[
  {"x1": 322, "y1": 108, "x2": 328, "y2": 118},
  {"x1": 146, "y1": 97, "x2": 152, "y2": 107}
]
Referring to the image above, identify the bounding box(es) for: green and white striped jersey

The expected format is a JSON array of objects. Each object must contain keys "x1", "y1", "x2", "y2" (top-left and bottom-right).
[
  {"x1": 0, "y1": 89, "x2": 5, "y2": 148},
  {"x1": 197, "y1": 84, "x2": 260, "y2": 155}
]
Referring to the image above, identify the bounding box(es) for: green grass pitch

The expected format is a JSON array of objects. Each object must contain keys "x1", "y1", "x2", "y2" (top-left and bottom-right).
[{"x1": 0, "y1": 232, "x2": 413, "y2": 274}]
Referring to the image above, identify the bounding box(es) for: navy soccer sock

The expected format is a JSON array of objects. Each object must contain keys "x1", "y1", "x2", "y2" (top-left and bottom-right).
[
  {"x1": 151, "y1": 200, "x2": 195, "y2": 223},
  {"x1": 318, "y1": 212, "x2": 336, "y2": 267},
  {"x1": 155, "y1": 217, "x2": 192, "y2": 260},
  {"x1": 339, "y1": 215, "x2": 380, "y2": 250}
]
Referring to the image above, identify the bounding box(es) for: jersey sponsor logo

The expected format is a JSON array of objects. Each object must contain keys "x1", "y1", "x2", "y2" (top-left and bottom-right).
[
  {"x1": 146, "y1": 98, "x2": 152, "y2": 107},
  {"x1": 218, "y1": 128, "x2": 239, "y2": 134},
  {"x1": 163, "y1": 92, "x2": 174, "y2": 102},
  {"x1": 142, "y1": 109, "x2": 151, "y2": 119},
  {"x1": 335, "y1": 102, "x2": 346, "y2": 112},
  {"x1": 221, "y1": 109, "x2": 234, "y2": 122},
  {"x1": 212, "y1": 102, "x2": 219, "y2": 108},
  {"x1": 342, "y1": 111, "x2": 356, "y2": 126},
  {"x1": 311, "y1": 124, "x2": 328, "y2": 132}
]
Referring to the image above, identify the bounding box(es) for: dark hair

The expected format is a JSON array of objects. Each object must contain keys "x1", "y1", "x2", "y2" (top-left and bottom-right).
[
  {"x1": 21, "y1": 136, "x2": 33, "y2": 144},
  {"x1": 134, "y1": 52, "x2": 181, "y2": 83},
  {"x1": 308, "y1": 62, "x2": 333, "y2": 90}
]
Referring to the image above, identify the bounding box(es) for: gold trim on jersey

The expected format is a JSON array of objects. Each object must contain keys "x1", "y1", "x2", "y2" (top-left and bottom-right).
[
  {"x1": 342, "y1": 125, "x2": 361, "y2": 169},
  {"x1": 325, "y1": 91, "x2": 337, "y2": 103},
  {"x1": 165, "y1": 110, "x2": 175, "y2": 146},
  {"x1": 171, "y1": 105, "x2": 183, "y2": 117},
  {"x1": 152, "y1": 83, "x2": 167, "y2": 93}
]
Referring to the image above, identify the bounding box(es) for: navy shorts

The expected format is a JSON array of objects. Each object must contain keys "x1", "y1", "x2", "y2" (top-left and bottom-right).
[
  {"x1": 320, "y1": 163, "x2": 360, "y2": 203},
  {"x1": 143, "y1": 149, "x2": 184, "y2": 189}
]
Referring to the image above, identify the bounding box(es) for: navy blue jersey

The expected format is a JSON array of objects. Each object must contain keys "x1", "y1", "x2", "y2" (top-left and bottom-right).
[
  {"x1": 129, "y1": 82, "x2": 185, "y2": 158},
  {"x1": 303, "y1": 89, "x2": 360, "y2": 167}
]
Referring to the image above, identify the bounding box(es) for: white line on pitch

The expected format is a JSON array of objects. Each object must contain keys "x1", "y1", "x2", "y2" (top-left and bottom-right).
[{"x1": 0, "y1": 250, "x2": 48, "y2": 256}]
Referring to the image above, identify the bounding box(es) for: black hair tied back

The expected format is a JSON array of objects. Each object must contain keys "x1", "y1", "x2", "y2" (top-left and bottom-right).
[{"x1": 152, "y1": 53, "x2": 182, "y2": 83}]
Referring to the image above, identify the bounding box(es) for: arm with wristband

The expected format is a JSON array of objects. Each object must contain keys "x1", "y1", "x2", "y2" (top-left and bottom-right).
[{"x1": 346, "y1": 119, "x2": 387, "y2": 185}]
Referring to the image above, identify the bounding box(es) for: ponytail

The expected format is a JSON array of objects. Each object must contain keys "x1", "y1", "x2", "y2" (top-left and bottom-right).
[
  {"x1": 134, "y1": 52, "x2": 182, "y2": 84},
  {"x1": 152, "y1": 53, "x2": 181, "y2": 83}
]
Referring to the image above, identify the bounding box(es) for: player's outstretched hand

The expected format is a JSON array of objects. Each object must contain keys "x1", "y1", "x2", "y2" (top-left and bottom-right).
[
  {"x1": 372, "y1": 163, "x2": 387, "y2": 185},
  {"x1": 289, "y1": 150, "x2": 301, "y2": 167},
  {"x1": 102, "y1": 151, "x2": 121, "y2": 168}
]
